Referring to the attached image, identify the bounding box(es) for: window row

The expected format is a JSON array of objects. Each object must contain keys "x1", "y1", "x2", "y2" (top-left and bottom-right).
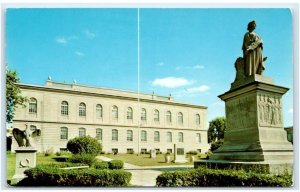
[
  {"x1": 60, "y1": 127, "x2": 202, "y2": 143},
  {"x1": 29, "y1": 97, "x2": 201, "y2": 125}
]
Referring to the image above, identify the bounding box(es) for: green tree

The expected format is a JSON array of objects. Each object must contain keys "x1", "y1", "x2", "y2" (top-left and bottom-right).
[
  {"x1": 208, "y1": 117, "x2": 226, "y2": 151},
  {"x1": 6, "y1": 67, "x2": 27, "y2": 124}
]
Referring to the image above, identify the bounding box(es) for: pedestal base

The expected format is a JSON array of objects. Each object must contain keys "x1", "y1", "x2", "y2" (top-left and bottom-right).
[
  {"x1": 12, "y1": 148, "x2": 37, "y2": 183},
  {"x1": 194, "y1": 159, "x2": 293, "y2": 175}
]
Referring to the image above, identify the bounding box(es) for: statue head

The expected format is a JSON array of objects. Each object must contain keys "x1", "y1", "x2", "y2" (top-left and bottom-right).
[{"x1": 247, "y1": 20, "x2": 256, "y2": 32}]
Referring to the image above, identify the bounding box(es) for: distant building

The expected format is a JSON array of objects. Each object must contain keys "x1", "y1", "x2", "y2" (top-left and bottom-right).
[
  {"x1": 285, "y1": 126, "x2": 293, "y2": 144},
  {"x1": 12, "y1": 80, "x2": 210, "y2": 154}
]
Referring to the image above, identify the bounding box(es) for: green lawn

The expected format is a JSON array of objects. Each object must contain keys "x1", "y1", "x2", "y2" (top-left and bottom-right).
[
  {"x1": 103, "y1": 153, "x2": 196, "y2": 166},
  {"x1": 6, "y1": 152, "x2": 71, "y2": 181}
]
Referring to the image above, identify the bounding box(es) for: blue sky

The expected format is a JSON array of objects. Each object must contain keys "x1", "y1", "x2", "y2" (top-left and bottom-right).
[{"x1": 6, "y1": 8, "x2": 293, "y2": 126}]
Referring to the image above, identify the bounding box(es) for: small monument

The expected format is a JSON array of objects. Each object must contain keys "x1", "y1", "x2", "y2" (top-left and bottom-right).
[
  {"x1": 12, "y1": 124, "x2": 40, "y2": 182},
  {"x1": 150, "y1": 149, "x2": 156, "y2": 159},
  {"x1": 173, "y1": 144, "x2": 187, "y2": 163},
  {"x1": 195, "y1": 21, "x2": 293, "y2": 174}
]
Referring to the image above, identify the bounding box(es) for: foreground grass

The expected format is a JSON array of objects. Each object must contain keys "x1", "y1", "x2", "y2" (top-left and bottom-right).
[
  {"x1": 6, "y1": 152, "x2": 71, "y2": 181},
  {"x1": 103, "y1": 153, "x2": 194, "y2": 167}
]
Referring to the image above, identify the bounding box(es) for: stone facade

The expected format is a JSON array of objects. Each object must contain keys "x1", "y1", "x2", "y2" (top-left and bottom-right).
[{"x1": 12, "y1": 80, "x2": 210, "y2": 154}]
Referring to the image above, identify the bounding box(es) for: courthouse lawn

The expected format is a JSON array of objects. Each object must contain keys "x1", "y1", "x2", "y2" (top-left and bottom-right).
[
  {"x1": 6, "y1": 152, "x2": 70, "y2": 180},
  {"x1": 103, "y1": 153, "x2": 194, "y2": 166}
]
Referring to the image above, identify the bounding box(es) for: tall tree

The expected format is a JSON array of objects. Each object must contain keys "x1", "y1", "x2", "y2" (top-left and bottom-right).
[
  {"x1": 6, "y1": 67, "x2": 27, "y2": 125},
  {"x1": 208, "y1": 117, "x2": 226, "y2": 143}
]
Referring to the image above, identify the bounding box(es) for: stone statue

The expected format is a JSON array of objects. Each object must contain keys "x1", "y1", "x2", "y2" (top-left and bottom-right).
[
  {"x1": 242, "y1": 20, "x2": 267, "y2": 76},
  {"x1": 12, "y1": 124, "x2": 41, "y2": 147}
]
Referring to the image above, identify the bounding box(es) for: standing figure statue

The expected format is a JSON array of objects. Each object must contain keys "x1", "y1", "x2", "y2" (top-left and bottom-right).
[{"x1": 242, "y1": 20, "x2": 267, "y2": 76}]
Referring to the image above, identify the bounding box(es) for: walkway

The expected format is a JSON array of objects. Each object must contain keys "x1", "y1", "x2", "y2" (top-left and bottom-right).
[{"x1": 96, "y1": 156, "x2": 192, "y2": 187}]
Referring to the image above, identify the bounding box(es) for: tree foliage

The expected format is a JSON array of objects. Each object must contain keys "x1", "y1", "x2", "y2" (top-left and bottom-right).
[
  {"x1": 208, "y1": 117, "x2": 226, "y2": 151},
  {"x1": 6, "y1": 67, "x2": 27, "y2": 124},
  {"x1": 208, "y1": 117, "x2": 226, "y2": 143}
]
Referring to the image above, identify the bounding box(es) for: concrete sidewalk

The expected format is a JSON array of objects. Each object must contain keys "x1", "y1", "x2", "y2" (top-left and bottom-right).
[{"x1": 96, "y1": 156, "x2": 167, "y2": 186}]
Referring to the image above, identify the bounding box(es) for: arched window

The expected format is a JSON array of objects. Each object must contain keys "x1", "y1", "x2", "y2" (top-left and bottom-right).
[
  {"x1": 154, "y1": 131, "x2": 160, "y2": 142},
  {"x1": 61, "y1": 101, "x2": 69, "y2": 115},
  {"x1": 60, "y1": 127, "x2": 68, "y2": 140},
  {"x1": 167, "y1": 132, "x2": 172, "y2": 142},
  {"x1": 166, "y1": 111, "x2": 172, "y2": 123},
  {"x1": 79, "y1": 128, "x2": 86, "y2": 137},
  {"x1": 141, "y1": 130, "x2": 147, "y2": 141},
  {"x1": 112, "y1": 129, "x2": 118, "y2": 141},
  {"x1": 96, "y1": 104, "x2": 103, "y2": 119},
  {"x1": 141, "y1": 108, "x2": 147, "y2": 121},
  {"x1": 196, "y1": 114, "x2": 200, "y2": 125},
  {"x1": 154, "y1": 109, "x2": 159, "y2": 122},
  {"x1": 29, "y1": 97, "x2": 37, "y2": 113},
  {"x1": 178, "y1": 112, "x2": 183, "y2": 125},
  {"x1": 127, "y1": 107, "x2": 133, "y2": 120},
  {"x1": 178, "y1": 132, "x2": 184, "y2": 142},
  {"x1": 196, "y1": 133, "x2": 201, "y2": 143},
  {"x1": 79, "y1": 103, "x2": 86, "y2": 116},
  {"x1": 127, "y1": 130, "x2": 133, "y2": 141},
  {"x1": 112, "y1": 105, "x2": 118, "y2": 119},
  {"x1": 96, "y1": 128, "x2": 102, "y2": 140}
]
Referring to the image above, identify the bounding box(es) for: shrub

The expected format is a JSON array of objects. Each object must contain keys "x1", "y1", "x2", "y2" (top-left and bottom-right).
[
  {"x1": 68, "y1": 154, "x2": 96, "y2": 166},
  {"x1": 186, "y1": 151, "x2": 198, "y2": 155},
  {"x1": 156, "y1": 167, "x2": 293, "y2": 187},
  {"x1": 17, "y1": 165, "x2": 132, "y2": 186},
  {"x1": 94, "y1": 161, "x2": 109, "y2": 170},
  {"x1": 55, "y1": 152, "x2": 61, "y2": 156},
  {"x1": 108, "y1": 160, "x2": 124, "y2": 170},
  {"x1": 67, "y1": 136, "x2": 102, "y2": 155}
]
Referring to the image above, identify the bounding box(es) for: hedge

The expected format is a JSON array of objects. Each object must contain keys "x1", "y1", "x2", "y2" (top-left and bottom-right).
[
  {"x1": 156, "y1": 167, "x2": 293, "y2": 187},
  {"x1": 108, "y1": 160, "x2": 124, "y2": 170},
  {"x1": 17, "y1": 165, "x2": 132, "y2": 187},
  {"x1": 94, "y1": 161, "x2": 109, "y2": 170},
  {"x1": 68, "y1": 154, "x2": 96, "y2": 166},
  {"x1": 67, "y1": 136, "x2": 102, "y2": 155}
]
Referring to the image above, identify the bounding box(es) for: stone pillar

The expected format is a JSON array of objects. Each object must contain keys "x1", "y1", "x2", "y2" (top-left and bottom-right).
[
  {"x1": 12, "y1": 148, "x2": 37, "y2": 183},
  {"x1": 210, "y1": 75, "x2": 293, "y2": 162}
]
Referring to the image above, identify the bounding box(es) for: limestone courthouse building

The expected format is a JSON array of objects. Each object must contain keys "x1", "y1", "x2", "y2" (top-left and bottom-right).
[{"x1": 12, "y1": 79, "x2": 210, "y2": 154}]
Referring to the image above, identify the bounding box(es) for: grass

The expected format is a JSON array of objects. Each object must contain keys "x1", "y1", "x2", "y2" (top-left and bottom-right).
[
  {"x1": 6, "y1": 152, "x2": 72, "y2": 181},
  {"x1": 103, "y1": 153, "x2": 195, "y2": 167}
]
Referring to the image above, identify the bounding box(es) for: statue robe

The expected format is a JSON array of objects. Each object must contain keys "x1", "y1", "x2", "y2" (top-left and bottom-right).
[{"x1": 242, "y1": 31, "x2": 264, "y2": 76}]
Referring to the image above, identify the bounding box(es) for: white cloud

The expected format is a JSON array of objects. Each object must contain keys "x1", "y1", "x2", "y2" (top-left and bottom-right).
[
  {"x1": 193, "y1": 65, "x2": 205, "y2": 69},
  {"x1": 56, "y1": 35, "x2": 78, "y2": 45},
  {"x1": 84, "y1": 30, "x2": 96, "y2": 39},
  {"x1": 288, "y1": 108, "x2": 293, "y2": 114},
  {"x1": 152, "y1": 77, "x2": 194, "y2": 88},
  {"x1": 157, "y1": 62, "x2": 165, "y2": 66},
  {"x1": 186, "y1": 85, "x2": 210, "y2": 93},
  {"x1": 175, "y1": 65, "x2": 205, "y2": 71},
  {"x1": 75, "y1": 51, "x2": 85, "y2": 56},
  {"x1": 56, "y1": 37, "x2": 67, "y2": 44}
]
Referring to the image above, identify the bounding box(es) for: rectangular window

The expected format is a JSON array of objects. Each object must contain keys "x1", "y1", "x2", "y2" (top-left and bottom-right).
[
  {"x1": 127, "y1": 148, "x2": 134, "y2": 154},
  {"x1": 141, "y1": 148, "x2": 147, "y2": 154},
  {"x1": 112, "y1": 129, "x2": 118, "y2": 141},
  {"x1": 96, "y1": 129, "x2": 102, "y2": 140},
  {"x1": 127, "y1": 130, "x2": 133, "y2": 141},
  {"x1": 167, "y1": 132, "x2": 172, "y2": 142},
  {"x1": 79, "y1": 128, "x2": 86, "y2": 137},
  {"x1": 154, "y1": 131, "x2": 160, "y2": 142},
  {"x1": 60, "y1": 127, "x2": 68, "y2": 140},
  {"x1": 112, "y1": 148, "x2": 118, "y2": 154},
  {"x1": 167, "y1": 149, "x2": 172, "y2": 153},
  {"x1": 197, "y1": 133, "x2": 201, "y2": 143},
  {"x1": 141, "y1": 130, "x2": 147, "y2": 141}
]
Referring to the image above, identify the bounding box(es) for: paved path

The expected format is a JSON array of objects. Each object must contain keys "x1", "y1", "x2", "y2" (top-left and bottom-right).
[{"x1": 97, "y1": 156, "x2": 192, "y2": 187}]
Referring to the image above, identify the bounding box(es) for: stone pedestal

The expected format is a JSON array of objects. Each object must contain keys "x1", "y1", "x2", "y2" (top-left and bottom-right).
[
  {"x1": 173, "y1": 144, "x2": 187, "y2": 163},
  {"x1": 12, "y1": 148, "x2": 37, "y2": 183},
  {"x1": 195, "y1": 75, "x2": 293, "y2": 174}
]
